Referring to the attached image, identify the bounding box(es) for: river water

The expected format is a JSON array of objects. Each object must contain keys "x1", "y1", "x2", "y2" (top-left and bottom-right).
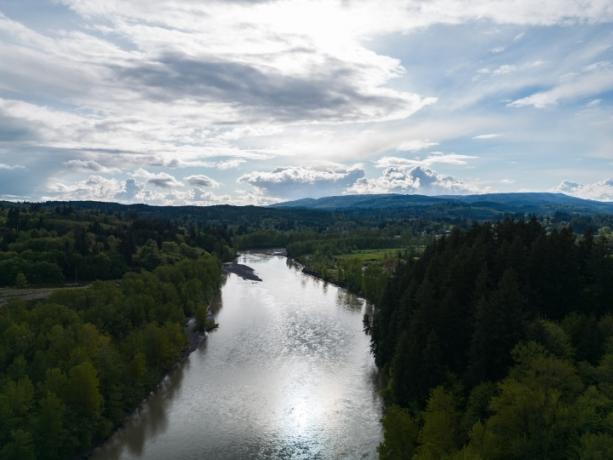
[{"x1": 91, "y1": 252, "x2": 383, "y2": 460}]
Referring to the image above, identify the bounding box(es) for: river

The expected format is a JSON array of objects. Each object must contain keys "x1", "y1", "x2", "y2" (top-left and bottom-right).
[{"x1": 91, "y1": 251, "x2": 383, "y2": 459}]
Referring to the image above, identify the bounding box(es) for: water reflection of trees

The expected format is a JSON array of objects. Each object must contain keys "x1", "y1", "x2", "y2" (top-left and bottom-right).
[
  {"x1": 286, "y1": 257, "x2": 302, "y2": 272},
  {"x1": 209, "y1": 291, "x2": 224, "y2": 317},
  {"x1": 92, "y1": 358, "x2": 187, "y2": 459},
  {"x1": 336, "y1": 289, "x2": 363, "y2": 312},
  {"x1": 93, "y1": 252, "x2": 383, "y2": 460}
]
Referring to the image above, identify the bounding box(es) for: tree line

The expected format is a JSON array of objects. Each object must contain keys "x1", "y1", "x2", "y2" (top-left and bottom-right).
[
  {"x1": 372, "y1": 219, "x2": 613, "y2": 459},
  {"x1": 0, "y1": 205, "x2": 233, "y2": 287}
]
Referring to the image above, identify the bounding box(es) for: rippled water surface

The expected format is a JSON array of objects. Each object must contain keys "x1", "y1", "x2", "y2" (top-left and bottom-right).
[{"x1": 91, "y1": 252, "x2": 382, "y2": 459}]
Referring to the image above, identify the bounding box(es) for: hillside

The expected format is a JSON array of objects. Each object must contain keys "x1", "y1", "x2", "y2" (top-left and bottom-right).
[{"x1": 273, "y1": 192, "x2": 613, "y2": 214}]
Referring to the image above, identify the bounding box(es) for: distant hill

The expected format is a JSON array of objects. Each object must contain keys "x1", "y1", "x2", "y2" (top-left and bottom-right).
[
  {"x1": 2, "y1": 192, "x2": 611, "y2": 231},
  {"x1": 272, "y1": 192, "x2": 613, "y2": 214},
  {"x1": 271, "y1": 194, "x2": 445, "y2": 209}
]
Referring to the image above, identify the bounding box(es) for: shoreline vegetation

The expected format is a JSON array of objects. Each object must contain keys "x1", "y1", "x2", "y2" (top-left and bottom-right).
[
  {"x1": 372, "y1": 221, "x2": 613, "y2": 459},
  {"x1": 89, "y1": 304, "x2": 219, "y2": 459},
  {"x1": 0, "y1": 205, "x2": 230, "y2": 459},
  {"x1": 291, "y1": 248, "x2": 407, "y2": 310},
  {"x1": 91, "y1": 255, "x2": 268, "y2": 457},
  {"x1": 0, "y1": 254, "x2": 223, "y2": 460},
  {"x1": 260, "y1": 223, "x2": 613, "y2": 458},
  {"x1": 2, "y1": 202, "x2": 612, "y2": 459}
]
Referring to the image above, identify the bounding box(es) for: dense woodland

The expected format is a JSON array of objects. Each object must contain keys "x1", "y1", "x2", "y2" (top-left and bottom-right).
[
  {"x1": 0, "y1": 205, "x2": 223, "y2": 459},
  {"x1": 0, "y1": 205, "x2": 233, "y2": 288},
  {"x1": 2, "y1": 201, "x2": 613, "y2": 459},
  {"x1": 373, "y1": 220, "x2": 613, "y2": 459}
]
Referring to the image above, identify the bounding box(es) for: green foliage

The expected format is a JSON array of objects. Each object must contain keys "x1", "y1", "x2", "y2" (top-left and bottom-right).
[
  {"x1": 378, "y1": 405, "x2": 419, "y2": 460},
  {"x1": 33, "y1": 392, "x2": 66, "y2": 460},
  {"x1": 2, "y1": 202, "x2": 612, "y2": 458},
  {"x1": 0, "y1": 204, "x2": 232, "y2": 287},
  {"x1": 195, "y1": 304, "x2": 209, "y2": 332},
  {"x1": 66, "y1": 361, "x2": 102, "y2": 417},
  {"x1": 415, "y1": 386, "x2": 461, "y2": 459},
  {"x1": 373, "y1": 220, "x2": 612, "y2": 399},
  {"x1": 14, "y1": 272, "x2": 28, "y2": 289},
  {"x1": 134, "y1": 239, "x2": 162, "y2": 271},
  {"x1": 293, "y1": 244, "x2": 415, "y2": 305},
  {"x1": 0, "y1": 253, "x2": 221, "y2": 458},
  {"x1": 0, "y1": 429, "x2": 35, "y2": 460},
  {"x1": 579, "y1": 433, "x2": 613, "y2": 459},
  {"x1": 375, "y1": 220, "x2": 613, "y2": 459},
  {"x1": 468, "y1": 269, "x2": 525, "y2": 384},
  {"x1": 474, "y1": 344, "x2": 582, "y2": 458},
  {"x1": 461, "y1": 382, "x2": 497, "y2": 435}
]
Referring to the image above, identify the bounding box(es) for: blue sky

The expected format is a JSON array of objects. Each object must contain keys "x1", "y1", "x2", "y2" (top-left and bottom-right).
[{"x1": 0, "y1": 0, "x2": 612, "y2": 204}]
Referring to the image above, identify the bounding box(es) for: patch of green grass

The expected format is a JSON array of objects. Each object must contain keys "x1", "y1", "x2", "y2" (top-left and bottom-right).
[{"x1": 336, "y1": 248, "x2": 400, "y2": 263}]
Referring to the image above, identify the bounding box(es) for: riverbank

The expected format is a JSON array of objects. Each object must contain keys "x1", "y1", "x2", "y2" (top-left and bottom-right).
[
  {"x1": 292, "y1": 257, "x2": 352, "y2": 292},
  {"x1": 86, "y1": 308, "x2": 217, "y2": 459},
  {"x1": 90, "y1": 250, "x2": 383, "y2": 460},
  {"x1": 184, "y1": 314, "x2": 217, "y2": 357}
]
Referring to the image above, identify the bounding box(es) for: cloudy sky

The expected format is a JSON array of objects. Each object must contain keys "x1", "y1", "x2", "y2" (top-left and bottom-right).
[{"x1": 1, "y1": 0, "x2": 613, "y2": 204}]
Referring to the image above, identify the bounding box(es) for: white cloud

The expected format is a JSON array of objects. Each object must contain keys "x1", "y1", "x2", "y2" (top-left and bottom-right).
[
  {"x1": 238, "y1": 165, "x2": 365, "y2": 199},
  {"x1": 115, "y1": 179, "x2": 142, "y2": 201},
  {"x1": 203, "y1": 159, "x2": 246, "y2": 170},
  {"x1": 585, "y1": 98, "x2": 602, "y2": 107},
  {"x1": 58, "y1": 1, "x2": 613, "y2": 34},
  {"x1": 510, "y1": 61, "x2": 613, "y2": 108},
  {"x1": 43, "y1": 174, "x2": 275, "y2": 206},
  {"x1": 133, "y1": 169, "x2": 182, "y2": 188},
  {"x1": 185, "y1": 174, "x2": 219, "y2": 188},
  {"x1": 473, "y1": 133, "x2": 500, "y2": 140},
  {"x1": 46, "y1": 175, "x2": 124, "y2": 201},
  {"x1": 492, "y1": 64, "x2": 516, "y2": 75},
  {"x1": 555, "y1": 178, "x2": 613, "y2": 201},
  {"x1": 396, "y1": 139, "x2": 439, "y2": 151},
  {"x1": 1, "y1": 1, "x2": 613, "y2": 203},
  {"x1": 347, "y1": 166, "x2": 482, "y2": 195},
  {"x1": 477, "y1": 60, "x2": 543, "y2": 78},
  {"x1": 64, "y1": 159, "x2": 118, "y2": 173},
  {"x1": 0, "y1": 163, "x2": 25, "y2": 170},
  {"x1": 375, "y1": 152, "x2": 477, "y2": 168},
  {"x1": 163, "y1": 158, "x2": 247, "y2": 170},
  {"x1": 188, "y1": 187, "x2": 277, "y2": 206}
]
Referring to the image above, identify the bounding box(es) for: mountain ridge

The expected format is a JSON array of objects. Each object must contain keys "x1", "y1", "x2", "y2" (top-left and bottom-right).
[
  {"x1": 2, "y1": 192, "x2": 611, "y2": 223},
  {"x1": 271, "y1": 192, "x2": 613, "y2": 213}
]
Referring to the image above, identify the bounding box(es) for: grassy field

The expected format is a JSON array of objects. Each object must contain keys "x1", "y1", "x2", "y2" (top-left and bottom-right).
[
  {"x1": 0, "y1": 284, "x2": 91, "y2": 306},
  {"x1": 335, "y1": 248, "x2": 401, "y2": 263}
]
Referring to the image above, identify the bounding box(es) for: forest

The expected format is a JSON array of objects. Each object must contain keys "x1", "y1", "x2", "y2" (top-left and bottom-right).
[
  {"x1": 0, "y1": 205, "x2": 223, "y2": 459},
  {"x1": 1, "y1": 201, "x2": 613, "y2": 459},
  {"x1": 0, "y1": 205, "x2": 234, "y2": 288},
  {"x1": 373, "y1": 220, "x2": 613, "y2": 459}
]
